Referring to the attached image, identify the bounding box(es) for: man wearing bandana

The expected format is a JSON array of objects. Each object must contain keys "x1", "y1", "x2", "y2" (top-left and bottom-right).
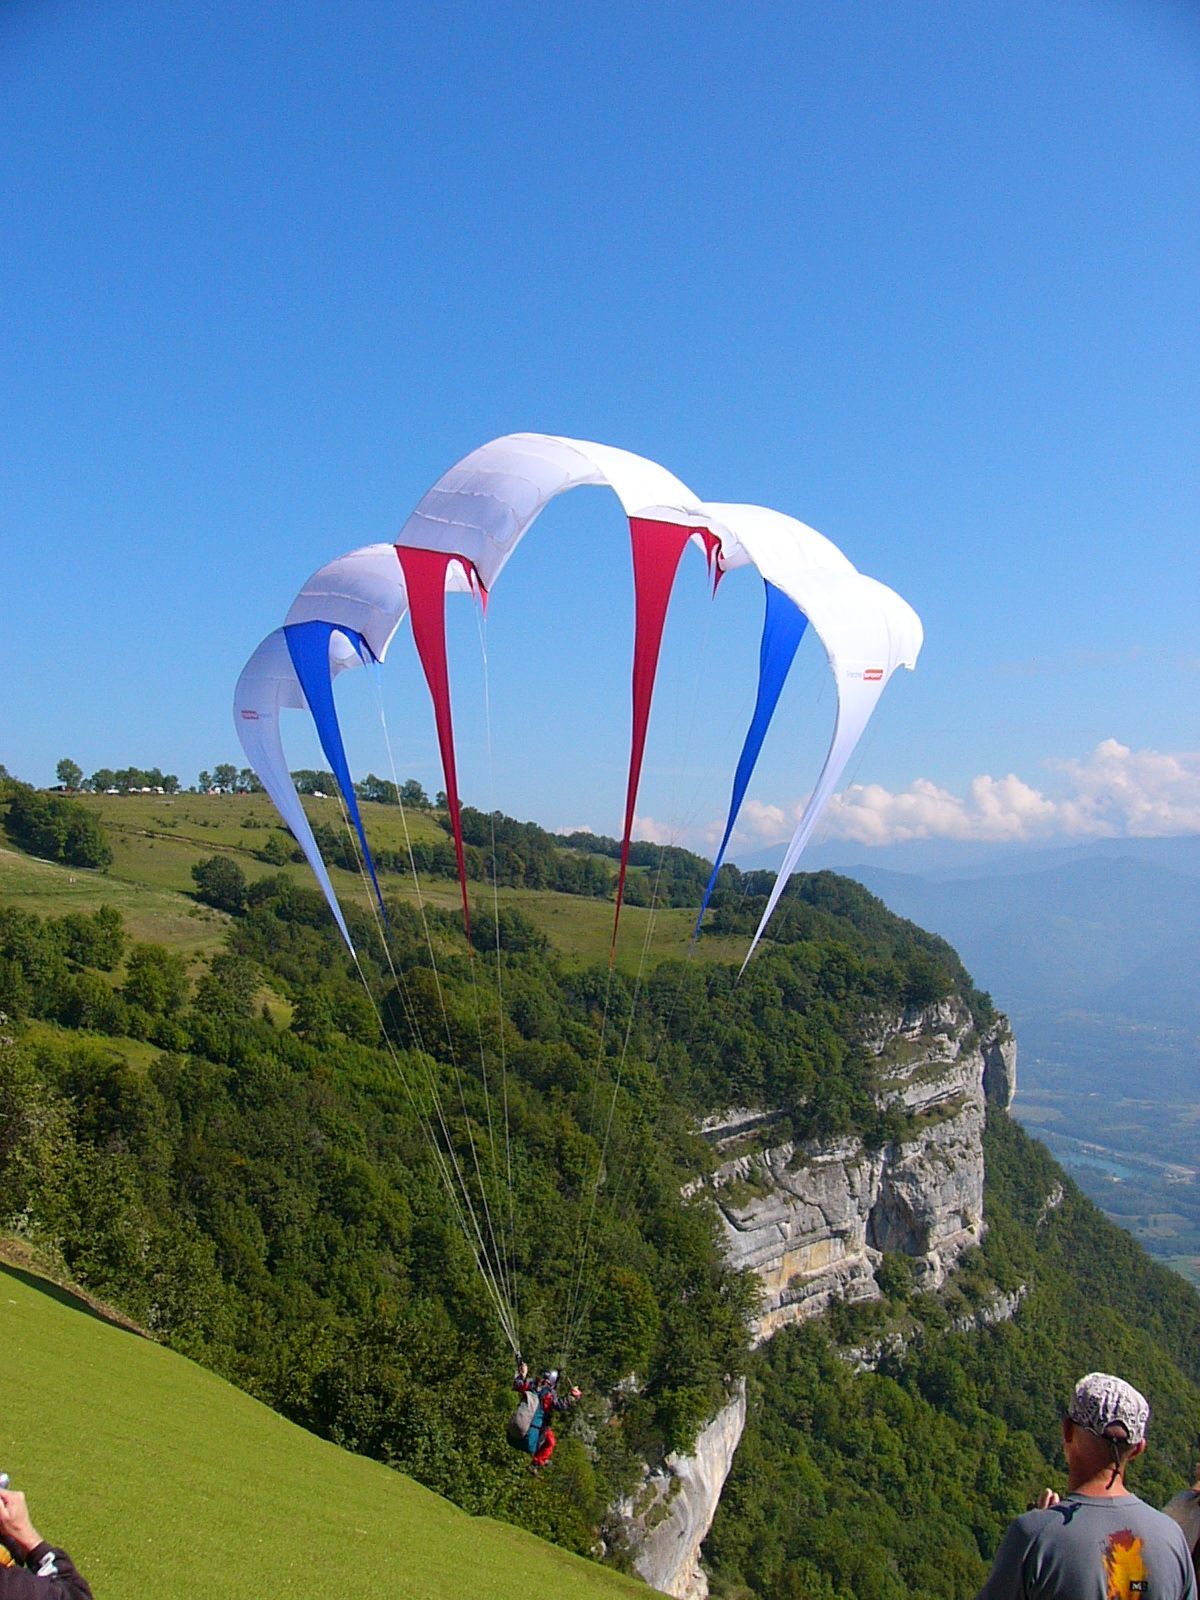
[{"x1": 975, "y1": 1372, "x2": 1197, "y2": 1599}]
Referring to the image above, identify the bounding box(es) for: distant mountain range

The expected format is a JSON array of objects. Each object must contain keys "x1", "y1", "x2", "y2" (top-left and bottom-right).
[
  {"x1": 730, "y1": 834, "x2": 1200, "y2": 1036},
  {"x1": 840, "y1": 849, "x2": 1196, "y2": 1024},
  {"x1": 735, "y1": 831, "x2": 1200, "y2": 886}
]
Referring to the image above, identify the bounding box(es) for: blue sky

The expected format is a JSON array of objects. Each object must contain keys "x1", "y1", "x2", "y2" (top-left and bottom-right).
[{"x1": 3, "y1": 0, "x2": 1197, "y2": 858}]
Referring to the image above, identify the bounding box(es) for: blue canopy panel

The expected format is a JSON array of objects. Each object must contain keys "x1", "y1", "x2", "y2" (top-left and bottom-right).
[
  {"x1": 283, "y1": 619, "x2": 387, "y2": 923},
  {"x1": 695, "y1": 581, "x2": 809, "y2": 935}
]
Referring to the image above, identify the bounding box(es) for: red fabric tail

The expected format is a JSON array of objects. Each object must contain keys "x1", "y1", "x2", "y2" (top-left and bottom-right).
[
  {"x1": 698, "y1": 527, "x2": 726, "y2": 594},
  {"x1": 613, "y1": 518, "x2": 698, "y2": 956},
  {"x1": 394, "y1": 545, "x2": 476, "y2": 939}
]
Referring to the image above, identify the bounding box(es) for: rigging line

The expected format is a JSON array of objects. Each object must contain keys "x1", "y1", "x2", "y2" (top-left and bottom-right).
[
  {"x1": 562, "y1": 838, "x2": 670, "y2": 1363},
  {"x1": 339, "y1": 849, "x2": 518, "y2": 1350},
  {"x1": 474, "y1": 602, "x2": 520, "y2": 1342},
  {"x1": 566, "y1": 931, "x2": 704, "y2": 1350},
  {"x1": 558, "y1": 719, "x2": 700, "y2": 1356},
  {"x1": 557, "y1": 546, "x2": 720, "y2": 1360},
  {"x1": 569, "y1": 658, "x2": 843, "y2": 1355},
  {"x1": 332, "y1": 803, "x2": 516, "y2": 1343},
  {"x1": 458, "y1": 605, "x2": 516, "y2": 1330},
  {"x1": 369, "y1": 966, "x2": 516, "y2": 1348},
  {"x1": 361, "y1": 761, "x2": 518, "y2": 1350},
  {"x1": 566, "y1": 594, "x2": 795, "y2": 1355},
  {"x1": 366, "y1": 764, "x2": 515, "y2": 1351},
  {"x1": 463, "y1": 938, "x2": 517, "y2": 1331},
  {"x1": 566, "y1": 972, "x2": 711, "y2": 1361},
  {"x1": 333, "y1": 795, "x2": 519, "y2": 1351},
  {"x1": 566, "y1": 978, "x2": 735, "y2": 1365},
  {"x1": 562, "y1": 841, "x2": 668, "y2": 1364},
  {"x1": 557, "y1": 953, "x2": 620, "y2": 1365},
  {"x1": 570, "y1": 553, "x2": 717, "y2": 1358},
  {"x1": 563, "y1": 801, "x2": 751, "y2": 1363},
  {"x1": 452, "y1": 895, "x2": 517, "y2": 1330},
  {"x1": 370, "y1": 678, "x2": 516, "y2": 1340}
]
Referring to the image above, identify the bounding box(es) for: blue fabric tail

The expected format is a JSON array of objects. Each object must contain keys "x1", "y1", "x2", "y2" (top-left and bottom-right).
[
  {"x1": 284, "y1": 619, "x2": 388, "y2": 922},
  {"x1": 694, "y1": 581, "x2": 808, "y2": 936}
]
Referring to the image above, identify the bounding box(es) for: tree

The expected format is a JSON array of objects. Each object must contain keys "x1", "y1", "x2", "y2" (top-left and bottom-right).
[
  {"x1": 162, "y1": 774, "x2": 181, "y2": 794},
  {"x1": 357, "y1": 774, "x2": 398, "y2": 805},
  {"x1": 213, "y1": 763, "x2": 238, "y2": 793},
  {"x1": 291, "y1": 985, "x2": 336, "y2": 1045},
  {"x1": 191, "y1": 854, "x2": 247, "y2": 914},
  {"x1": 53, "y1": 906, "x2": 125, "y2": 970},
  {"x1": 586, "y1": 1266, "x2": 661, "y2": 1382},
  {"x1": 88, "y1": 768, "x2": 116, "y2": 793},
  {"x1": 198, "y1": 770, "x2": 213, "y2": 792},
  {"x1": 236, "y1": 767, "x2": 263, "y2": 794},
  {"x1": 123, "y1": 943, "x2": 190, "y2": 1016},
  {"x1": 55, "y1": 758, "x2": 83, "y2": 790},
  {"x1": 399, "y1": 778, "x2": 430, "y2": 808},
  {"x1": 291, "y1": 769, "x2": 337, "y2": 796},
  {"x1": 193, "y1": 950, "x2": 259, "y2": 1019},
  {"x1": 257, "y1": 832, "x2": 293, "y2": 866}
]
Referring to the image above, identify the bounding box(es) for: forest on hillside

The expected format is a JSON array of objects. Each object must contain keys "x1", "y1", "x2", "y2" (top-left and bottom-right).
[{"x1": 1, "y1": 779, "x2": 1198, "y2": 1596}]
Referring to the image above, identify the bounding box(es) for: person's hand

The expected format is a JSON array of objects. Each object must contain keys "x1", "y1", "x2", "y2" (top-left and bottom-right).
[
  {"x1": 1034, "y1": 1488, "x2": 1061, "y2": 1509},
  {"x1": 570, "y1": 1386, "x2": 582, "y2": 1400},
  {"x1": 0, "y1": 1489, "x2": 42, "y2": 1558}
]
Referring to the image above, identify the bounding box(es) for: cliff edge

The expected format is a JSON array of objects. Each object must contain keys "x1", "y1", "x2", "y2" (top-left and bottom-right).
[{"x1": 612, "y1": 998, "x2": 1015, "y2": 1599}]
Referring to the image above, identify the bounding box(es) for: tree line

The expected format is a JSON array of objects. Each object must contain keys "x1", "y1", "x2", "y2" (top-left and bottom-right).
[{"x1": 52, "y1": 757, "x2": 443, "y2": 803}]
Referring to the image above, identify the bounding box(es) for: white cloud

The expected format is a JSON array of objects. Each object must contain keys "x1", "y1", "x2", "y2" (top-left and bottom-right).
[
  {"x1": 630, "y1": 813, "x2": 678, "y2": 846},
  {"x1": 729, "y1": 741, "x2": 1200, "y2": 849},
  {"x1": 705, "y1": 798, "x2": 789, "y2": 847}
]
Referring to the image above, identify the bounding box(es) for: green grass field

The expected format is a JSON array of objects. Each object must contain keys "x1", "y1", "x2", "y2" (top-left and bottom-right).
[
  {"x1": 19, "y1": 1019, "x2": 166, "y2": 1072},
  {"x1": 0, "y1": 845, "x2": 228, "y2": 964},
  {"x1": 1, "y1": 1257, "x2": 653, "y2": 1600},
  {"x1": 6, "y1": 793, "x2": 745, "y2": 974}
]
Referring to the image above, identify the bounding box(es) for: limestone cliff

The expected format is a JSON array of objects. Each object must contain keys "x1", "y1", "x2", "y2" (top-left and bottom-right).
[
  {"x1": 610, "y1": 1383, "x2": 746, "y2": 1600},
  {"x1": 707, "y1": 998, "x2": 1012, "y2": 1341},
  {"x1": 613, "y1": 998, "x2": 1016, "y2": 1597}
]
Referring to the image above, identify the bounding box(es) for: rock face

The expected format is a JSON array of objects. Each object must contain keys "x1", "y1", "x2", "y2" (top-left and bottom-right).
[
  {"x1": 615, "y1": 997, "x2": 1016, "y2": 1597},
  {"x1": 981, "y1": 1018, "x2": 1018, "y2": 1107},
  {"x1": 708, "y1": 997, "x2": 1010, "y2": 1342},
  {"x1": 612, "y1": 1383, "x2": 747, "y2": 1600}
]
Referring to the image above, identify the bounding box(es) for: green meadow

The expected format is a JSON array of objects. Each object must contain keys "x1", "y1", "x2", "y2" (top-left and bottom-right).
[
  {"x1": 10, "y1": 792, "x2": 747, "y2": 973},
  {"x1": 0, "y1": 845, "x2": 226, "y2": 964},
  {"x1": 1, "y1": 1257, "x2": 652, "y2": 1600}
]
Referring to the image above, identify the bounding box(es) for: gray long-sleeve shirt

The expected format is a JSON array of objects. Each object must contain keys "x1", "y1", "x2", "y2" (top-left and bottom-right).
[{"x1": 976, "y1": 1491, "x2": 1198, "y2": 1600}]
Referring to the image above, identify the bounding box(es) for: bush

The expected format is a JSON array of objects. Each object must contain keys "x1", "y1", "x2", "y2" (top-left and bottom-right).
[{"x1": 191, "y1": 855, "x2": 248, "y2": 914}]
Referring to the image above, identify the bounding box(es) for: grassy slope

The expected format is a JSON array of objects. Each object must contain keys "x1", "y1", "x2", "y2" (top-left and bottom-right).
[
  {"x1": 2, "y1": 1259, "x2": 652, "y2": 1600},
  {"x1": 5, "y1": 793, "x2": 749, "y2": 972},
  {"x1": 0, "y1": 845, "x2": 226, "y2": 964}
]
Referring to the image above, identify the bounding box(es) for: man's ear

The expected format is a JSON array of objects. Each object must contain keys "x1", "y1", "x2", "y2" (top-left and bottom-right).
[{"x1": 1130, "y1": 1440, "x2": 1146, "y2": 1460}]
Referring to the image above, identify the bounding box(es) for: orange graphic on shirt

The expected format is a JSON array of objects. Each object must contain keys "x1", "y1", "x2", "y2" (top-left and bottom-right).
[{"x1": 1104, "y1": 1528, "x2": 1148, "y2": 1597}]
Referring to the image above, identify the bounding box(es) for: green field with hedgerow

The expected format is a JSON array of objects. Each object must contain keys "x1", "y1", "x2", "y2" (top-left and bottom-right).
[{"x1": 25, "y1": 790, "x2": 750, "y2": 973}]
